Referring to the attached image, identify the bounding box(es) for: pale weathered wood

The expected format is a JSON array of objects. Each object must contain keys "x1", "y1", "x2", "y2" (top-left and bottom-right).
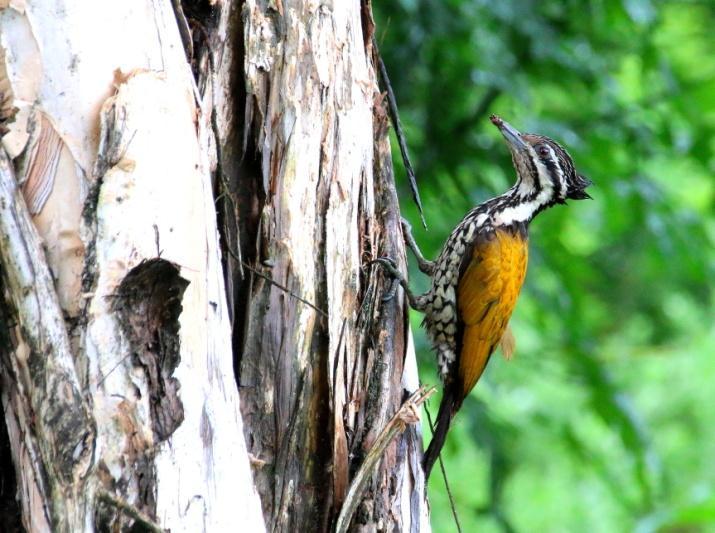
[
  {"x1": 0, "y1": 1, "x2": 265, "y2": 531},
  {"x1": 0, "y1": 147, "x2": 94, "y2": 532},
  {"x1": 238, "y1": 1, "x2": 430, "y2": 531},
  {"x1": 82, "y1": 70, "x2": 263, "y2": 531},
  {"x1": 1, "y1": 0, "x2": 429, "y2": 530}
]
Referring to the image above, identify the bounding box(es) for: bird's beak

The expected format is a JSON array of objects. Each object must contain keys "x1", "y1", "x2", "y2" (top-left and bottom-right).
[{"x1": 490, "y1": 114, "x2": 529, "y2": 152}]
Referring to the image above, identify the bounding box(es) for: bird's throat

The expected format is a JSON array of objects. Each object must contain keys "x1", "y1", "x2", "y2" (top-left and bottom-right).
[{"x1": 492, "y1": 186, "x2": 554, "y2": 226}]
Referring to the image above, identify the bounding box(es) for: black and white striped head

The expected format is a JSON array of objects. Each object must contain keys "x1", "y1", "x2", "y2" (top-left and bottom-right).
[{"x1": 490, "y1": 115, "x2": 591, "y2": 207}]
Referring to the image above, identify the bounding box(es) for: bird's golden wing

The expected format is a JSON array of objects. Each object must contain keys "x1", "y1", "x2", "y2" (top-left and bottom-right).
[{"x1": 456, "y1": 228, "x2": 528, "y2": 400}]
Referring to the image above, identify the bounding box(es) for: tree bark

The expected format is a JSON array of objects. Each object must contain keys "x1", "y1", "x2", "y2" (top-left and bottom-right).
[
  {"x1": 236, "y1": 1, "x2": 429, "y2": 531},
  {"x1": 0, "y1": 0, "x2": 429, "y2": 531},
  {"x1": 0, "y1": 1, "x2": 264, "y2": 531}
]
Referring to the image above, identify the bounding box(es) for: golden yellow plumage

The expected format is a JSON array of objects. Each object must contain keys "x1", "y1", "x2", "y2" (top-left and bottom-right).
[{"x1": 457, "y1": 228, "x2": 528, "y2": 399}]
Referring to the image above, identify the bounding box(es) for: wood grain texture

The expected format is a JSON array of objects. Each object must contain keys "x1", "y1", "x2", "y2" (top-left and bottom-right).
[{"x1": 238, "y1": 2, "x2": 429, "y2": 530}]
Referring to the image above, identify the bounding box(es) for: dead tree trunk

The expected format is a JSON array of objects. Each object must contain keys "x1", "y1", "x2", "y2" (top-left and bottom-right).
[
  {"x1": 0, "y1": 1, "x2": 264, "y2": 531},
  {"x1": 0, "y1": 0, "x2": 429, "y2": 531},
  {"x1": 234, "y1": 2, "x2": 429, "y2": 531}
]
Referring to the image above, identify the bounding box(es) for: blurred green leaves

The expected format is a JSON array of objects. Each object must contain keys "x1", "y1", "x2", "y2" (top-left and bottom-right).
[{"x1": 376, "y1": 0, "x2": 715, "y2": 530}]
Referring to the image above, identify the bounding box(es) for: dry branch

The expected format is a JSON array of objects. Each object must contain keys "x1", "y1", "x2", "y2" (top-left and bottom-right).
[{"x1": 335, "y1": 386, "x2": 435, "y2": 533}]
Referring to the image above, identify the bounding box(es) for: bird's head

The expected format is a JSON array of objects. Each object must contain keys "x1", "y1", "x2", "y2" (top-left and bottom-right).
[{"x1": 490, "y1": 115, "x2": 591, "y2": 205}]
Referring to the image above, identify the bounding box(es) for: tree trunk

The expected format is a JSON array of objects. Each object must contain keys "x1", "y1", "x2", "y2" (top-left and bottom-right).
[
  {"x1": 0, "y1": 1, "x2": 264, "y2": 531},
  {"x1": 0, "y1": 1, "x2": 428, "y2": 531},
  {"x1": 236, "y1": 2, "x2": 430, "y2": 530}
]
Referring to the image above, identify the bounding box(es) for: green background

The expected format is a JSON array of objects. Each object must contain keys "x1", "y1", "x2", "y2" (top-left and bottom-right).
[{"x1": 374, "y1": 1, "x2": 715, "y2": 531}]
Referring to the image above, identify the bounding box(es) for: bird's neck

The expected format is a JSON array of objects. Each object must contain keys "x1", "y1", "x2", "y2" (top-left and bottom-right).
[{"x1": 490, "y1": 181, "x2": 555, "y2": 227}]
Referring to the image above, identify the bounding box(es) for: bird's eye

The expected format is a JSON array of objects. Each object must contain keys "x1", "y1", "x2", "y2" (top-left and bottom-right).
[{"x1": 537, "y1": 145, "x2": 550, "y2": 157}]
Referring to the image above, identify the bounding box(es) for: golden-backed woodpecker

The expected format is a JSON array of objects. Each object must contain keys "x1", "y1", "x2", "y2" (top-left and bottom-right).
[{"x1": 376, "y1": 115, "x2": 591, "y2": 480}]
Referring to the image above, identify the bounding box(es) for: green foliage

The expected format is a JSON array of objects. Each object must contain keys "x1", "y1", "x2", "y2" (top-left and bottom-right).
[{"x1": 375, "y1": 0, "x2": 715, "y2": 530}]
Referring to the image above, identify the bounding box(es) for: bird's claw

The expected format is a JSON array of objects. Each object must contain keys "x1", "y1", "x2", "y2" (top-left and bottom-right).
[
  {"x1": 382, "y1": 278, "x2": 400, "y2": 302},
  {"x1": 369, "y1": 256, "x2": 402, "y2": 278},
  {"x1": 368, "y1": 256, "x2": 397, "y2": 268},
  {"x1": 369, "y1": 256, "x2": 405, "y2": 302}
]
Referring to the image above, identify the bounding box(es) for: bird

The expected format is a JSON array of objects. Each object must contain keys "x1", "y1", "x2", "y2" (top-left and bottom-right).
[{"x1": 374, "y1": 115, "x2": 591, "y2": 480}]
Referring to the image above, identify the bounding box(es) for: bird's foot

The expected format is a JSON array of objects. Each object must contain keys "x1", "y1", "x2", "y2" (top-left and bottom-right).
[{"x1": 368, "y1": 257, "x2": 406, "y2": 302}]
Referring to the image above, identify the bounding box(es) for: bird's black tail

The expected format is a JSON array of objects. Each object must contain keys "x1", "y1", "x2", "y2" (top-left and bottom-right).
[{"x1": 423, "y1": 387, "x2": 458, "y2": 481}]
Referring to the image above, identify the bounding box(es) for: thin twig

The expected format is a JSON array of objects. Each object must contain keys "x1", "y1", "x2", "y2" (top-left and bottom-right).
[
  {"x1": 335, "y1": 386, "x2": 435, "y2": 533},
  {"x1": 97, "y1": 490, "x2": 166, "y2": 533},
  {"x1": 210, "y1": 69, "x2": 243, "y2": 280},
  {"x1": 372, "y1": 35, "x2": 427, "y2": 229},
  {"x1": 221, "y1": 234, "x2": 328, "y2": 318},
  {"x1": 425, "y1": 404, "x2": 463, "y2": 533},
  {"x1": 239, "y1": 260, "x2": 328, "y2": 318},
  {"x1": 96, "y1": 353, "x2": 133, "y2": 389}
]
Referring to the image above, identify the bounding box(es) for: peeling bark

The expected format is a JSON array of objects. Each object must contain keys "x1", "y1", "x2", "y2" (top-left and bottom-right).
[
  {"x1": 1, "y1": 1, "x2": 264, "y2": 531},
  {"x1": 237, "y1": 1, "x2": 430, "y2": 531},
  {"x1": 0, "y1": 0, "x2": 429, "y2": 530},
  {"x1": 0, "y1": 147, "x2": 95, "y2": 531}
]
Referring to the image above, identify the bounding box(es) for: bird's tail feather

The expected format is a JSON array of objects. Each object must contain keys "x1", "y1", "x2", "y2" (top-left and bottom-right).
[{"x1": 423, "y1": 387, "x2": 458, "y2": 481}]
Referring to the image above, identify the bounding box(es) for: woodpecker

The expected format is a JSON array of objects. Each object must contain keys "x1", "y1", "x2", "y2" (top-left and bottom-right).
[{"x1": 376, "y1": 115, "x2": 591, "y2": 480}]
